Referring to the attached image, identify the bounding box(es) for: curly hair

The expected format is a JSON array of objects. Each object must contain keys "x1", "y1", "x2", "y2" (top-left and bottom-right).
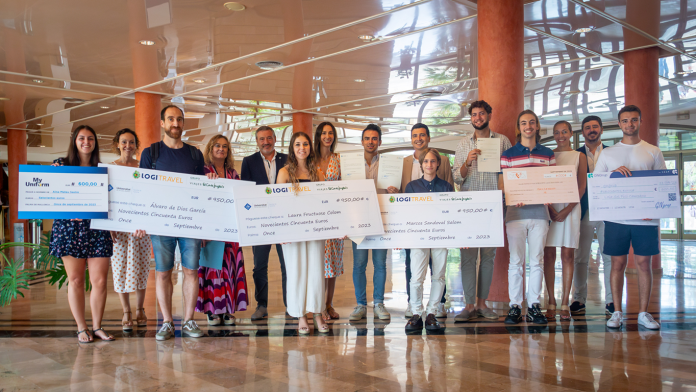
[
  {"x1": 111, "y1": 128, "x2": 140, "y2": 155},
  {"x1": 203, "y1": 134, "x2": 235, "y2": 171},
  {"x1": 286, "y1": 132, "x2": 319, "y2": 193}
]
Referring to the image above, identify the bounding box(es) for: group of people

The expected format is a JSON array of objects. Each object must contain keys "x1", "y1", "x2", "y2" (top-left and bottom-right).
[{"x1": 47, "y1": 100, "x2": 664, "y2": 343}]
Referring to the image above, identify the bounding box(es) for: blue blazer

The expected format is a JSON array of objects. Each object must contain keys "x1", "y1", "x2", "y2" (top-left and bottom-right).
[
  {"x1": 577, "y1": 143, "x2": 607, "y2": 220},
  {"x1": 240, "y1": 151, "x2": 288, "y2": 185}
]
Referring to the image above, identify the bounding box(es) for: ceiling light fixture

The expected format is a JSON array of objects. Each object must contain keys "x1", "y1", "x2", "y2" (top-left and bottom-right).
[
  {"x1": 192, "y1": 78, "x2": 206, "y2": 84},
  {"x1": 255, "y1": 60, "x2": 284, "y2": 70},
  {"x1": 139, "y1": 40, "x2": 155, "y2": 46},
  {"x1": 353, "y1": 104, "x2": 362, "y2": 106},
  {"x1": 606, "y1": 101, "x2": 623, "y2": 106},
  {"x1": 0, "y1": 97, "x2": 9, "y2": 101},
  {"x1": 36, "y1": 123, "x2": 43, "y2": 126},
  {"x1": 101, "y1": 106, "x2": 109, "y2": 109},
  {"x1": 354, "y1": 79, "x2": 366, "y2": 82},
  {"x1": 38, "y1": 145, "x2": 45, "y2": 148},
  {"x1": 575, "y1": 26, "x2": 595, "y2": 34},
  {"x1": 677, "y1": 70, "x2": 694, "y2": 75},
  {"x1": 359, "y1": 35, "x2": 374, "y2": 42},
  {"x1": 32, "y1": 79, "x2": 44, "y2": 84},
  {"x1": 223, "y1": 2, "x2": 246, "y2": 11}
]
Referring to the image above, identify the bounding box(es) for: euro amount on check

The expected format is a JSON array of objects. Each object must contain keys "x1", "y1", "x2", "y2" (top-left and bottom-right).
[
  {"x1": 90, "y1": 165, "x2": 254, "y2": 241},
  {"x1": 233, "y1": 180, "x2": 384, "y2": 246},
  {"x1": 357, "y1": 190, "x2": 504, "y2": 249},
  {"x1": 19, "y1": 165, "x2": 109, "y2": 219}
]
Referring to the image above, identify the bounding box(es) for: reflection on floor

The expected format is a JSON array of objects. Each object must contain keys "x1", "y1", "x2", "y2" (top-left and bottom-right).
[{"x1": 1, "y1": 241, "x2": 695, "y2": 391}]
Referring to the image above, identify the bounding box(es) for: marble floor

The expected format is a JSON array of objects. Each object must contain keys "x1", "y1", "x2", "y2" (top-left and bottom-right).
[{"x1": 1, "y1": 242, "x2": 696, "y2": 391}]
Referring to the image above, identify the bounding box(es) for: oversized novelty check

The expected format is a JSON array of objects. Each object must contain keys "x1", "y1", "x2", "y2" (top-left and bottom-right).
[
  {"x1": 233, "y1": 180, "x2": 384, "y2": 246},
  {"x1": 502, "y1": 165, "x2": 579, "y2": 205},
  {"x1": 90, "y1": 165, "x2": 254, "y2": 241},
  {"x1": 357, "y1": 191, "x2": 504, "y2": 249},
  {"x1": 19, "y1": 165, "x2": 109, "y2": 219},
  {"x1": 588, "y1": 169, "x2": 681, "y2": 221}
]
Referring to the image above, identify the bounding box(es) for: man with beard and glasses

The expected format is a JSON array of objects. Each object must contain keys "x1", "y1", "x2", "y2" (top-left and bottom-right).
[
  {"x1": 240, "y1": 126, "x2": 289, "y2": 321},
  {"x1": 452, "y1": 100, "x2": 512, "y2": 322},
  {"x1": 139, "y1": 105, "x2": 206, "y2": 341},
  {"x1": 597, "y1": 105, "x2": 666, "y2": 331},
  {"x1": 570, "y1": 115, "x2": 613, "y2": 317}
]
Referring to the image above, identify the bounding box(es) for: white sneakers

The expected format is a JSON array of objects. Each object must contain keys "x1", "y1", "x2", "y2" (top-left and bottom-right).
[
  {"x1": 637, "y1": 312, "x2": 661, "y2": 330},
  {"x1": 606, "y1": 311, "x2": 661, "y2": 330},
  {"x1": 606, "y1": 311, "x2": 624, "y2": 328}
]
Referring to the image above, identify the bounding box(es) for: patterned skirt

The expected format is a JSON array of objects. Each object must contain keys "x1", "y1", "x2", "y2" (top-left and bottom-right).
[
  {"x1": 196, "y1": 241, "x2": 248, "y2": 314},
  {"x1": 49, "y1": 219, "x2": 113, "y2": 259},
  {"x1": 324, "y1": 238, "x2": 344, "y2": 278},
  {"x1": 111, "y1": 232, "x2": 151, "y2": 293}
]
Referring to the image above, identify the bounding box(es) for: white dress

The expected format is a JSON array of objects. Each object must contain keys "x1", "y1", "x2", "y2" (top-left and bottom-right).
[
  {"x1": 545, "y1": 151, "x2": 581, "y2": 249},
  {"x1": 282, "y1": 240, "x2": 326, "y2": 317}
]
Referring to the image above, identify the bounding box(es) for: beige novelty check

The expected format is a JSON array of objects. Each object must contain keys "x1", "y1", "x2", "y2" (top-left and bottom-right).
[{"x1": 502, "y1": 165, "x2": 580, "y2": 206}]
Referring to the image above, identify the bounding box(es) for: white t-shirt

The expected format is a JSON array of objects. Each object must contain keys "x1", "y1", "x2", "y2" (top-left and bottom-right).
[{"x1": 594, "y1": 140, "x2": 667, "y2": 226}]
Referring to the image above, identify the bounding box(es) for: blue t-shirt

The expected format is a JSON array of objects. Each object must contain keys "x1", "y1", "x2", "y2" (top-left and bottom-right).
[{"x1": 140, "y1": 141, "x2": 205, "y2": 175}]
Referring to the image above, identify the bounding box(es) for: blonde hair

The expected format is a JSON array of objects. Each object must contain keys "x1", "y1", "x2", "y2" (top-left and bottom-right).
[
  {"x1": 203, "y1": 135, "x2": 235, "y2": 171},
  {"x1": 418, "y1": 148, "x2": 442, "y2": 172}
]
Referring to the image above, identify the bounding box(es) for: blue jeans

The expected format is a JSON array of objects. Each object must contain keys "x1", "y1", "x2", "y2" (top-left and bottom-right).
[
  {"x1": 352, "y1": 241, "x2": 387, "y2": 306},
  {"x1": 151, "y1": 235, "x2": 201, "y2": 272}
]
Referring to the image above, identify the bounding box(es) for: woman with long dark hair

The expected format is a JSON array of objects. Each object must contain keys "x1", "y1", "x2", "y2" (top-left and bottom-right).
[
  {"x1": 313, "y1": 122, "x2": 343, "y2": 321},
  {"x1": 50, "y1": 125, "x2": 114, "y2": 343},
  {"x1": 109, "y1": 128, "x2": 150, "y2": 331},
  {"x1": 195, "y1": 135, "x2": 248, "y2": 326},
  {"x1": 277, "y1": 132, "x2": 328, "y2": 334}
]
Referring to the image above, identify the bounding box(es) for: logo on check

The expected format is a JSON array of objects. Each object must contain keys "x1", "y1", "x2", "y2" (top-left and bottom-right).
[
  {"x1": 244, "y1": 203, "x2": 252, "y2": 210},
  {"x1": 265, "y1": 187, "x2": 272, "y2": 194},
  {"x1": 133, "y1": 171, "x2": 140, "y2": 179}
]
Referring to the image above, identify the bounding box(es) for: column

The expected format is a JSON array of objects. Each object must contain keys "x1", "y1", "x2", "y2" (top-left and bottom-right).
[
  {"x1": 4, "y1": 27, "x2": 28, "y2": 242},
  {"x1": 623, "y1": 0, "x2": 661, "y2": 272},
  {"x1": 128, "y1": 0, "x2": 162, "y2": 156},
  {"x1": 477, "y1": 0, "x2": 525, "y2": 302},
  {"x1": 282, "y1": 0, "x2": 314, "y2": 137}
]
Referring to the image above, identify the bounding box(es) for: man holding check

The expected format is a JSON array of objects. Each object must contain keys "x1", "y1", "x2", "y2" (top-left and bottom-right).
[
  {"x1": 399, "y1": 123, "x2": 453, "y2": 319},
  {"x1": 452, "y1": 100, "x2": 512, "y2": 322},
  {"x1": 139, "y1": 105, "x2": 206, "y2": 340},
  {"x1": 240, "y1": 126, "x2": 289, "y2": 321},
  {"x1": 595, "y1": 105, "x2": 666, "y2": 330},
  {"x1": 499, "y1": 109, "x2": 555, "y2": 325},
  {"x1": 350, "y1": 124, "x2": 393, "y2": 322}
]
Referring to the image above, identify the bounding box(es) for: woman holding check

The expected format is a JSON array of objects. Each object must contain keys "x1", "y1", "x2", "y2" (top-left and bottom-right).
[
  {"x1": 404, "y1": 148, "x2": 454, "y2": 332},
  {"x1": 195, "y1": 135, "x2": 248, "y2": 326},
  {"x1": 277, "y1": 132, "x2": 329, "y2": 335},
  {"x1": 50, "y1": 125, "x2": 116, "y2": 343},
  {"x1": 543, "y1": 121, "x2": 587, "y2": 321},
  {"x1": 109, "y1": 128, "x2": 151, "y2": 332}
]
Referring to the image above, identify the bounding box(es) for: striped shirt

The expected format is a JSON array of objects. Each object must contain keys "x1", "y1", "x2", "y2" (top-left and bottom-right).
[
  {"x1": 453, "y1": 131, "x2": 512, "y2": 192},
  {"x1": 501, "y1": 142, "x2": 556, "y2": 222}
]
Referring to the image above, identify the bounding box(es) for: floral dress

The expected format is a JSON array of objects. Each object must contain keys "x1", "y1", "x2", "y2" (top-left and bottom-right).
[
  {"x1": 195, "y1": 166, "x2": 248, "y2": 315},
  {"x1": 111, "y1": 159, "x2": 152, "y2": 293},
  {"x1": 48, "y1": 158, "x2": 113, "y2": 259},
  {"x1": 318, "y1": 153, "x2": 344, "y2": 278}
]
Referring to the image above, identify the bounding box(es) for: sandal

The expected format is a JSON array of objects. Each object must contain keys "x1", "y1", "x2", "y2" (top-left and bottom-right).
[
  {"x1": 546, "y1": 304, "x2": 557, "y2": 320},
  {"x1": 136, "y1": 308, "x2": 147, "y2": 327},
  {"x1": 298, "y1": 316, "x2": 311, "y2": 335},
  {"x1": 222, "y1": 313, "x2": 235, "y2": 326},
  {"x1": 560, "y1": 305, "x2": 571, "y2": 321},
  {"x1": 326, "y1": 305, "x2": 340, "y2": 320},
  {"x1": 122, "y1": 311, "x2": 133, "y2": 331},
  {"x1": 207, "y1": 314, "x2": 221, "y2": 326},
  {"x1": 314, "y1": 314, "x2": 330, "y2": 334},
  {"x1": 77, "y1": 329, "x2": 93, "y2": 344},
  {"x1": 92, "y1": 328, "x2": 115, "y2": 341}
]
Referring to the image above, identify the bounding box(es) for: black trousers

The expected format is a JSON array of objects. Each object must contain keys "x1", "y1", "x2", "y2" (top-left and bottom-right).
[
  {"x1": 405, "y1": 248, "x2": 447, "y2": 303},
  {"x1": 252, "y1": 244, "x2": 287, "y2": 308}
]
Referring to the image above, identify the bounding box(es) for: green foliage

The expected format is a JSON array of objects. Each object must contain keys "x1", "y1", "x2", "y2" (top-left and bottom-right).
[
  {"x1": 0, "y1": 258, "x2": 37, "y2": 307},
  {"x1": 0, "y1": 232, "x2": 91, "y2": 307}
]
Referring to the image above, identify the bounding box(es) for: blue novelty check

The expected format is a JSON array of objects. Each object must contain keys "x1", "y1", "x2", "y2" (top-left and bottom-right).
[
  {"x1": 90, "y1": 164, "x2": 254, "y2": 241},
  {"x1": 588, "y1": 169, "x2": 681, "y2": 221},
  {"x1": 357, "y1": 191, "x2": 504, "y2": 249},
  {"x1": 233, "y1": 180, "x2": 384, "y2": 246},
  {"x1": 19, "y1": 165, "x2": 109, "y2": 219}
]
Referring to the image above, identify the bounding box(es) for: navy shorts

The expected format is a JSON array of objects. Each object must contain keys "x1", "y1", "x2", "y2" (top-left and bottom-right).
[{"x1": 603, "y1": 222, "x2": 660, "y2": 256}]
